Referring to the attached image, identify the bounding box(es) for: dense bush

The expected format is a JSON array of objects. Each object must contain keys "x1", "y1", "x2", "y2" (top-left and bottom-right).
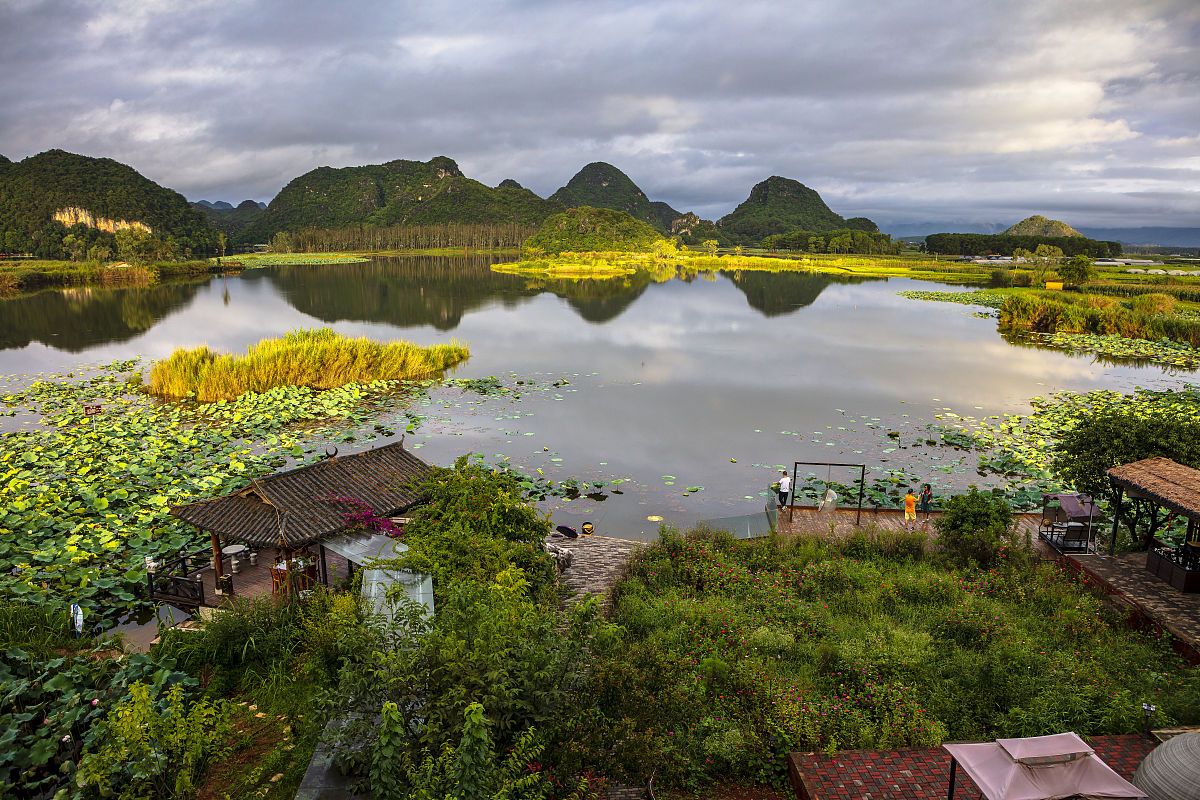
[
  {"x1": 76, "y1": 683, "x2": 230, "y2": 799},
  {"x1": 934, "y1": 489, "x2": 1021, "y2": 568},
  {"x1": 591, "y1": 528, "x2": 1199, "y2": 788}
]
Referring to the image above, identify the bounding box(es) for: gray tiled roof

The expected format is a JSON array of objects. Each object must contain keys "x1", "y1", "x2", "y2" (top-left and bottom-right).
[{"x1": 170, "y1": 442, "x2": 432, "y2": 548}]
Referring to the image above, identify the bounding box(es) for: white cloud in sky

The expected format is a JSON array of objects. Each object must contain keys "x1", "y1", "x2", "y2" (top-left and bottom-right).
[{"x1": 0, "y1": 0, "x2": 1197, "y2": 228}]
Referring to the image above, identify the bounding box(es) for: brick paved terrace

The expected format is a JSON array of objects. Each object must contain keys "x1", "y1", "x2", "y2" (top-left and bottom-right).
[{"x1": 788, "y1": 734, "x2": 1156, "y2": 800}]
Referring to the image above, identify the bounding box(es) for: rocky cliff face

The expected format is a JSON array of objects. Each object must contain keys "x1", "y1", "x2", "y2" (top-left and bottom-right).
[{"x1": 52, "y1": 207, "x2": 151, "y2": 234}]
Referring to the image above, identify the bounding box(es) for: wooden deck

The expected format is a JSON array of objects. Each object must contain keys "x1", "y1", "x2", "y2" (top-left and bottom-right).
[
  {"x1": 776, "y1": 506, "x2": 1044, "y2": 538},
  {"x1": 1061, "y1": 550, "x2": 1200, "y2": 663},
  {"x1": 190, "y1": 547, "x2": 354, "y2": 608}
]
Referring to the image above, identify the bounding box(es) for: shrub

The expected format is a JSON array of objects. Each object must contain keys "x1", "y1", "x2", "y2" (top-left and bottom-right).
[
  {"x1": 934, "y1": 489, "x2": 1020, "y2": 568},
  {"x1": 1129, "y1": 292, "x2": 1178, "y2": 315},
  {"x1": 76, "y1": 682, "x2": 230, "y2": 799}
]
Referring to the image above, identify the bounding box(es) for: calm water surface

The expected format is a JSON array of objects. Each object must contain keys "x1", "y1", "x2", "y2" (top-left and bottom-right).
[{"x1": 0, "y1": 256, "x2": 1189, "y2": 538}]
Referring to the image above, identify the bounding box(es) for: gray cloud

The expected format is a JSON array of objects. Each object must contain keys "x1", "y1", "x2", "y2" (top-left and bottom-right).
[{"x1": 1, "y1": 0, "x2": 1197, "y2": 228}]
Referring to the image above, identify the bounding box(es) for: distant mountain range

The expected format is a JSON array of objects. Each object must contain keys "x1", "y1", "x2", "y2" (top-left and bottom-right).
[
  {"x1": 8, "y1": 147, "x2": 1197, "y2": 255},
  {"x1": 886, "y1": 220, "x2": 1200, "y2": 248}
]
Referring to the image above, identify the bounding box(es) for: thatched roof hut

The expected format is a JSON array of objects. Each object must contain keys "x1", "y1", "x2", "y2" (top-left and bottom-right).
[{"x1": 1108, "y1": 457, "x2": 1200, "y2": 523}]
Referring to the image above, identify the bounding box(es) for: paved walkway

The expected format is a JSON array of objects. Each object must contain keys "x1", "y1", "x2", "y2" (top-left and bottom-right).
[
  {"x1": 788, "y1": 734, "x2": 1155, "y2": 800},
  {"x1": 1064, "y1": 550, "x2": 1200, "y2": 662},
  {"x1": 551, "y1": 534, "x2": 644, "y2": 602}
]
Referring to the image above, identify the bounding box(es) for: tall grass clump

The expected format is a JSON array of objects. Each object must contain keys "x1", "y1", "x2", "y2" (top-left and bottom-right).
[
  {"x1": 1000, "y1": 293, "x2": 1200, "y2": 347},
  {"x1": 148, "y1": 327, "x2": 469, "y2": 401}
]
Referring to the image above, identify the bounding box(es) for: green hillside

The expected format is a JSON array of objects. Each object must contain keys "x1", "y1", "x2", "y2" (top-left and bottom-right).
[
  {"x1": 549, "y1": 162, "x2": 679, "y2": 232},
  {"x1": 669, "y1": 212, "x2": 726, "y2": 245},
  {"x1": 237, "y1": 156, "x2": 559, "y2": 243},
  {"x1": 0, "y1": 149, "x2": 217, "y2": 257},
  {"x1": 524, "y1": 206, "x2": 664, "y2": 254},
  {"x1": 1005, "y1": 215, "x2": 1083, "y2": 237},
  {"x1": 193, "y1": 199, "x2": 265, "y2": 238},
  {"x1": 717, "y1": 176, "x2": 866, "y2": 244}
]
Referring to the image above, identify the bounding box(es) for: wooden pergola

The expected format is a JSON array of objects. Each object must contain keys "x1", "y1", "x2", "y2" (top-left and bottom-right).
[{"x1": 1107, "y1": 457, "x2": 1200, "y2": 592}]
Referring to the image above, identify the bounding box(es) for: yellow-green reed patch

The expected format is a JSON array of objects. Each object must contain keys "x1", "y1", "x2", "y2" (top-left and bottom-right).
[
  {"x1": 148, "y1": 328, "x2": 469, "y2": 401},
  {"x1": 491, "y1": 250, "x2": 990, "y2": 284}
]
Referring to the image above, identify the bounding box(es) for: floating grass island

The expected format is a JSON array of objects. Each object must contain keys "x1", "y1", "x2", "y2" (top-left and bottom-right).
[{"x1": 148, "y1": 328, "x2": 469, "y2": 401}]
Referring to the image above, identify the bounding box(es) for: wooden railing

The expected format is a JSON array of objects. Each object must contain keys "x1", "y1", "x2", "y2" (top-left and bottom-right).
[{"x1": 146, "y1": 547, "x2": 211, "y2": 608}]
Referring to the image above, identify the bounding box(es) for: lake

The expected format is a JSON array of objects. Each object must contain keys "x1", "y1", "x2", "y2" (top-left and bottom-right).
[{"x1": 0, "y1": 255, "x2": 1189, "y2": 538}]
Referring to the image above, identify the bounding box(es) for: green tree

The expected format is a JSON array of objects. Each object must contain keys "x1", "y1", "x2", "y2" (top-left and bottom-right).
[
  {"x1": 86, "y1": 243, "x2": 112, "y2": 263},
  {"x1": 114, "y1": 227, "x2": 160, "y2": 265},
  {"x1": 1033, "y1": 243, "x2": 1064, "y2": 262},
  {"x1": 1052, "y1": 405, "x2": 1200, "y2": 503},
  {"x1": 76, "y1": 682, "x2": 230, "y2": 799},
  {"x1": 61, "y1": 233, "x2": 86, "y2": 261},
  {"x1": 934, "y1": 489, "x2": 1021, "y2": 568},
  {"x1": 1059, "y1": 254, "x2": 1095, "y2": 285},
  {"x1": 702, "y1": 239, "x2": 719, "y2": 257},
  {"x1": 651, "y1": 238, "x2": 679, "y2": 260},
  {"x1": 216, "y1": 231, "x2": 227, "y2": 260},
  {"x1": 270, "y1": 230, "x2": 294, "y2": 253},
  {"x1": 370, "y1": 702, "x2": 580, "y2": 800}
]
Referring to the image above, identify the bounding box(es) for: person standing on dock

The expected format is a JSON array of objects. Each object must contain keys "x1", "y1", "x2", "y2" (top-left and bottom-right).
[
  {"x1": 777, "y1": 470, "x2": 791, "y2": 511},
  {"x1": 919, "y1": 483, "x2": 933, "y2": 526},
  {"x1": 903, "y1": 488, "x2": 918, "y2": 531}
]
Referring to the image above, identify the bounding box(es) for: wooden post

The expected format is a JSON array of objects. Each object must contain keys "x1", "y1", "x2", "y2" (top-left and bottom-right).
[
  {"x1": 319, "y1": 544, "x2": 329, "y2": 586},
  {"x1": 210, "y1": 530, "x2": 223, "y2": 575},
  {"x1": 947, "y1": 757, "x2": 957, "y2": 800},
  {"x1": 1109, "y1": 483, "x2": 1123, "y2": 556}
]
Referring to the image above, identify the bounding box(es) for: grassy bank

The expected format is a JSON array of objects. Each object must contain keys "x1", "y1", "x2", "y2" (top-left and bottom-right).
[
  {"x1": 0, "y1": 258, "x2": 220, "y2": 294},
  {"x1": 148, "y1": 328, "x2": 469, "y2": 401}
]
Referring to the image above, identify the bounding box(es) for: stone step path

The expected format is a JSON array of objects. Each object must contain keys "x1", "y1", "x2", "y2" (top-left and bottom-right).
[{"x1": 549, "y1": 534, "x2": 644, "y2": 602}]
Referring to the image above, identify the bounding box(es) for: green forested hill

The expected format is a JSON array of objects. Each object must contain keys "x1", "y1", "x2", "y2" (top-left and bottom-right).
[
  {"x1": 549, "y1": 162, "x2": 680, "y2": 232},
  {"x1": 1004, "y1": 215, "x2": 1083, "y2": 237},
  {"x1": 0, "y1": 149, "x2": 216, "y2": 257},
  {"x1": 524, "y1": 206, "x2": 664, "y2": 254},
  {"x1": 236, "y1": 156, "x2": 560, "y2": 243},
  {"x1": 717, "y1": 176, "x2": 859, "y2": 244}
]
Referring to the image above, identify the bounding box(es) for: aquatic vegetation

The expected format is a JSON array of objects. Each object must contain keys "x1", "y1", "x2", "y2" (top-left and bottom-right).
[
  {"x1": 491, "y1": 250, "x2": 983, "y2": 284},
  {"x1": 0, "y1": 258, "x2": 214, "y2": 295},
  {"x1": 0, "y1": 362, "x2": 426, "y2": 620},
  {"x1": 953, "y1": 385, "x2": 1200, "y2": 485},
  {"x1": 1025, "y1": 331, "x2": 1200, "y2": 370},
  {"x1": 210, "y1": 252, "x2": 369, "y2": 268},
  {"x1": 148, "y1": 328, "x2": 470, "y2": 401},
  {"x1": 491, "y1": 253, "x2": 639, "y2": 279},
  {"x1": 896, "y1": 289, "x2": 1008, "y2": 309}
]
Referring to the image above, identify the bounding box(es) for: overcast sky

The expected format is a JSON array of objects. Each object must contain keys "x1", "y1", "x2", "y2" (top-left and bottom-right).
[{"x1": 1, "y1": 0, "x2": 1198, "y2": 228}]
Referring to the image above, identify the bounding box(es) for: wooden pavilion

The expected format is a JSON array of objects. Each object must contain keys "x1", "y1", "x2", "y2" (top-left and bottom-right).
[
  {"x1": 1108, "y1": 457, "x2": 1200, "y2": 593},
  {"x1": 147, "y1": 441, "x2": 433, "y2": 609}
]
